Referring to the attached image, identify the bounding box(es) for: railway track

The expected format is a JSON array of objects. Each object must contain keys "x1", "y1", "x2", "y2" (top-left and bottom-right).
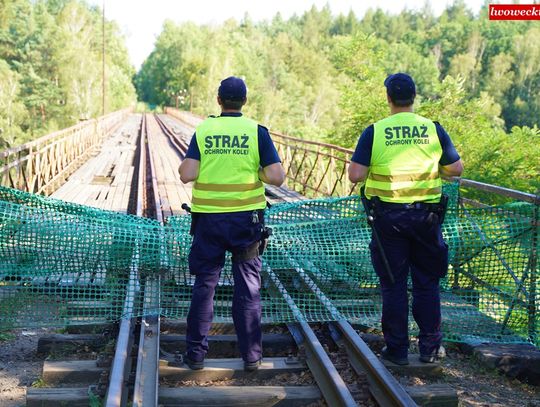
[
  {"x1": 154, "y1": 114, "x2": 190, "y2": 158},
  {"x1": 133, "y1": 114, "x2": 358, "y2": 406},
  {"x1": 26, "y1": 112, "x2": 457, "y2": 406}
]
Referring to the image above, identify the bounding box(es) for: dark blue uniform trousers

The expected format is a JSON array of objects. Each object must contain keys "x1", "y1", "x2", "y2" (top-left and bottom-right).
[
  {"x1": 186, "y1": 211, "x2": 263, "y2": 363},
  {"x1": 370, "y1": 208, "x2": 448, "y2": 359}
]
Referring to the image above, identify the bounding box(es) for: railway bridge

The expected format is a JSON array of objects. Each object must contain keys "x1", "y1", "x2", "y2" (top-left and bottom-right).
[{"x1": 0, "y1": 108, "x2": 538, "y2": 406}]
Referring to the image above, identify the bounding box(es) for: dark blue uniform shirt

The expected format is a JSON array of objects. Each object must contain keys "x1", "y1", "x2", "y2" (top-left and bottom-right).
[
  {"x1": 351, "y1": 122, "x2": 460, "y2": 166},
  {"x1": 185, "y1": 112, "x2": 281, "y2": 167}
]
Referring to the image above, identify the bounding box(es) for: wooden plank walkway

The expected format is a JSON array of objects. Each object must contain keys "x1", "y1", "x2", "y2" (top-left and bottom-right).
[
  {"x1": 51, "y1": 114, "x2": 141, "y2": 214},
  {"x1": 145, "y1": 114, "x2": 191, "y2": 216},
  {"x1": 50, "y1": 111, "x2": 313, "y2": 215},
  {"x1": 15, "y1": 115, "x2": 141, "y2": 292}
]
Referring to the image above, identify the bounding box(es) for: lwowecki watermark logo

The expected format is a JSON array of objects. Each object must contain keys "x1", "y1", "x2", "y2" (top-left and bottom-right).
[{"x1": 489, "y1": 4, "x2": 540, "y2": 20}]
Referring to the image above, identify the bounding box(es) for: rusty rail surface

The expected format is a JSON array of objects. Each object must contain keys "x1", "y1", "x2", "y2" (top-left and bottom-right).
[{"x1": 0, "y1": 108, "x2": 132, "y2": 195}]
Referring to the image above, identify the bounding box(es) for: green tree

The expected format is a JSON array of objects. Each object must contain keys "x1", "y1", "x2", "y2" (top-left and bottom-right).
[
  {"x1": 504, "y1": 27, "x2": 540, "y2": 129},
  {"x1": 484, "y1": 53, "x2": 514, "y2": 100},
  {"x1": 380, "y1": 42, "x2": 440, "y2": 96},
  {"x1": 0, "y1": 0, "x2": 135, "y2": 142},
  {"x1": 448, "y1": 30, "x2": 484, "y2": 93},
  {"x1": 0, "y1": 60, "x2": 27, "y2": 146},
  {"x1": 134, "y1": 3, "x2": 538, "y2": 194},
  {"x1": 329, "y1": 34, "x2": 387, "y2": 148}
]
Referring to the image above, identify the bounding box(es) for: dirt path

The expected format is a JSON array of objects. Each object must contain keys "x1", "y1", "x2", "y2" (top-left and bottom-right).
[
  {"x1": 398, "y1": 344, "x2": 540, "y2": 407},
  {"x1": 0, "y1": 329, "x2": 48, "y2": 407}
]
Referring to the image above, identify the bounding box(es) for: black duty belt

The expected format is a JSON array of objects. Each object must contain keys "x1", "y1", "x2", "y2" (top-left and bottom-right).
[{"x1": 376, "y1": 200, "x2": 440, "y2": 211}]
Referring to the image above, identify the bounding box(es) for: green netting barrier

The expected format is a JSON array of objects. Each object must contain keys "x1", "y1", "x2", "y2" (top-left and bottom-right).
[{"x1": 0, "y1": 184, "x2": 538, "y2": 347}]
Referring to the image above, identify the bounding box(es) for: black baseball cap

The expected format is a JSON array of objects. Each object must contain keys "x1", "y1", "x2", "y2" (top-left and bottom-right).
[
  {"x1": 218, "y1": 76, "x2": 247, "y2": 101},
  {"x1": 384, "y1": 73, "x2": 416, "y2": 102}
]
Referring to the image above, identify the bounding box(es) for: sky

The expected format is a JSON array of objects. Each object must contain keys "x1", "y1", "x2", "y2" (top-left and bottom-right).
[{"x1": 90, "y1": 0, "x2": 490, "y2": 70}]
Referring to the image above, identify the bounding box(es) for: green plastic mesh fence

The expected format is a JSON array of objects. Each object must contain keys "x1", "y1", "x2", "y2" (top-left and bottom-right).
[
  {"x1": 0, "y1": 186, "x2": 160, "y2": 326},
  {"x1": 0, "y1": 184, "x2": 538, "y2": 347}
]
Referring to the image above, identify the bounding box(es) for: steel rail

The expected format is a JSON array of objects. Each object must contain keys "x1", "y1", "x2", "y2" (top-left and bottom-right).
[
  {"x1": 104, "y1": 254, "x2": 139, "y2": 407},
  {"x1": 262, "y1": 262, "x2": 358, "y2": 407},
  {"x1": 154, "y1": 114, "x2": 190, "y2": 158},
  {"x1": 133, "y1": 278, "x2": 160, "y2": 407},
  {"x1": 104, "y1": 114, "x2": 146, "y2": 407},
  {"x1": 285, "y1": 254, "x2": 417, "y2": 407},
  {"x1": 133, "y1": 114, "x2": 164, "y2": 407}
]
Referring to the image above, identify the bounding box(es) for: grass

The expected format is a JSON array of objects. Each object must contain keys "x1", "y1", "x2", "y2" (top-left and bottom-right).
[
  {"x1": 31, "y1": 377, "x2": 48, "y2": 388},
  {"x1": 0, "y1": 330, "x2": 15, "y2": 341},
  {"x1": 0, "y1": 303, "x2": 15, "y2": 341},
  {"x1": 88, "y1": 388, "x2": 102, "y2": 407},
  {"x1": 54, "y1": 326, "x2": 68, "y2": 334}
]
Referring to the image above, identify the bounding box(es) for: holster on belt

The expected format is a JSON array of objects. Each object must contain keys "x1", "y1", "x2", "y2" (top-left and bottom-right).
[
  {"x1": 435, "y1": 194, "x2": 449, "y2": 225},
  {"x1": 360, "y1": 187, "x2": 395, "y2": 284},
  {"x1": 428, "y1": 194, "x2": 448, "y2": 225},
  {"x1": 232, "y1": 210, "x2": 272, "y2": 263},
  {"x1": 258, "y1": 226, "x2": 272, "y2": 256},
  {"x1": 189, "y1": 212, "x2": 199, "y2": 236}
]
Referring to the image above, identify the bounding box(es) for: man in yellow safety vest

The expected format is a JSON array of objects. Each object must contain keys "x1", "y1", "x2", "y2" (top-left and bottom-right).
[
  {"x1": 349, "y1": 73, "x2": 463, "y2": 365},
  {"x1": 179, "y1": 76, "x2": 285, "y2": 371}
]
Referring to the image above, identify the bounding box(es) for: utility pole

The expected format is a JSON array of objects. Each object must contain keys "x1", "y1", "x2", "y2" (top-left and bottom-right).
[{"x1": 102, "y1": 0, "x2": 106, "y2": 117}]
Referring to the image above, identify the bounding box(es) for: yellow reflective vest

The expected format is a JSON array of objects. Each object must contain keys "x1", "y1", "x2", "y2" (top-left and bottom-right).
[
  {"x1": 191, "y1": 115, "x2": 266, "y2": 213},
  {"x1": 365, "y1": 112, "x2": 443, "y2": 203}
]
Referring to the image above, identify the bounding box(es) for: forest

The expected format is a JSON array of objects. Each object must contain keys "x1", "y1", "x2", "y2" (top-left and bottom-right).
[
  {"x1": 136, "y1": 2, "x2": 539, "y2": 194},
  {"x1": 0, "y1": 0, "x2": 136, "y2": 146},
  {"x1": 0, "y1": 1, "x2": 538, "y2": 193}
]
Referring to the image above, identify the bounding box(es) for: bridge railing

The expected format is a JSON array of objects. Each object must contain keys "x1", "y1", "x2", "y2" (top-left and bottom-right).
[
  {"x1": 271, "y1": 131, "x2": 356, "y2": 197},
  {"x1": 0, "y1": 108, "x2": 132, "y2": 195}
]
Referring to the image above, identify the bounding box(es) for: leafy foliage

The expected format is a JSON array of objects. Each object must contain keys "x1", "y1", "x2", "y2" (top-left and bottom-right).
[
  {"x1": 0, "y1": 0, "x2": 136, "y2": 146},
  {"x1": 136, "y1": 3, "x2": 539, "y2": 194},
  {"x1": 3, "y1": 2, "x2": 536, "y2": 194}
]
